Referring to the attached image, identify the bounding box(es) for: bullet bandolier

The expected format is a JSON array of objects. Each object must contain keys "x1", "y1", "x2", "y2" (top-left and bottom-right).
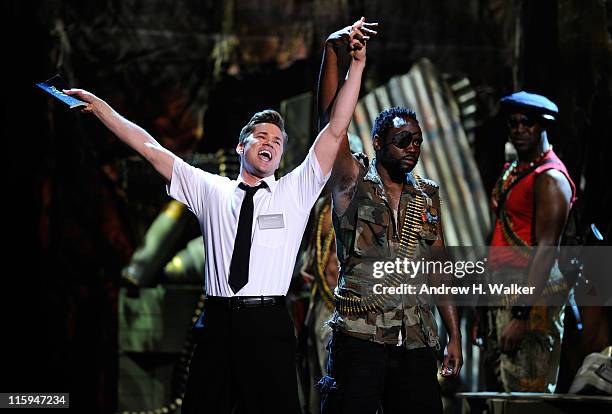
[{"x1": 330, "y1": 157, "x2": 440, "y2": 349}]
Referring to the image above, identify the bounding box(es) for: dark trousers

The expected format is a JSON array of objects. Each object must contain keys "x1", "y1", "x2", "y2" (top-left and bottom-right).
[
  {"x1": 319, "y1": 331, "x2": 442, "y2": 414},
  {"x1": 181, "y1": 298, "x2": 301, "y2": 414}
]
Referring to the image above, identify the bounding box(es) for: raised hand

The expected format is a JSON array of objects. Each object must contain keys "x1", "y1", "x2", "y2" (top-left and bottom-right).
[
  {"x1": 63, "y1": 89, "x2": 102, "y2": 114},
  {"x1": 60, "y1": 88, "x2": 176, "y2": 181},
  {"x1": 350, "y1": 17, "x2": 377, "y2": 62},
  {"x1": 326, "y1": 17, "x2": 378, "y2": 52}
]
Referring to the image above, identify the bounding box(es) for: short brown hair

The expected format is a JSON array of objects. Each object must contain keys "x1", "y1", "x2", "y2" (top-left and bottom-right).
[{"x1": 238, "y1": 109, "x2": 288, "y2": 144}]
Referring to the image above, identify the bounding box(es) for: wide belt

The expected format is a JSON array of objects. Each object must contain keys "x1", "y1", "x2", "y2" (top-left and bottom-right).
[{"x1": 206, "y1": 295, "x2": 285, "y2": 310}]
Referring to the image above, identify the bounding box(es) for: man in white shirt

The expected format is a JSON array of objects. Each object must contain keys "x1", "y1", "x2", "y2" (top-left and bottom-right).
[{"x1": 65, "y1": 17, "x2": 371, "y2": 414}]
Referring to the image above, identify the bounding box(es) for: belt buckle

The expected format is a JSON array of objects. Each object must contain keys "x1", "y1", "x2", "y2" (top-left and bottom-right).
[{"x1": 232, "y1": 296, "x2": 274, "y2": 309}]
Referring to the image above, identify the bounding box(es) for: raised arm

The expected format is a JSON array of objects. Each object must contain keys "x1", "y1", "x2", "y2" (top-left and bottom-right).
[
  {"x1": 317, "y1": 29, "x2": 343, "y2": 131},
  {"x1": 312, "y1": 22, "x2": 365, "y2": 177},
  {"x1": 315, "y1": 19, "x2": 377, "y2": 215},
  {"x1": 64, "y1": 89, "x2": 176, "y2": 182},
  {"x1": 317, "y1": 19, "x2": 377, "y2": 131}
]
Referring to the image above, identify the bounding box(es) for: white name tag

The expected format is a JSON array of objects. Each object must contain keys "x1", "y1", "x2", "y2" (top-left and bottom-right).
[{"x1": 258, "y1": 214, "x2": 285, "y2": 230}]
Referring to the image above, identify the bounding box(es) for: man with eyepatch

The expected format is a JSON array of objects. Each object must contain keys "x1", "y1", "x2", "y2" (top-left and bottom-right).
[
  {"x1": 474, "y1": 91, "x2": 576, "y2": 392},
  {"x1": 315, "y1": 21, "x2": 462, "y2": 413}
]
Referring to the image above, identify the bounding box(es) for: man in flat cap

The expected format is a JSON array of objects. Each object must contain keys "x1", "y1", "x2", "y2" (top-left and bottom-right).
[{"x1": 474, "y1": 91, "x2": 576, "y2": 392}]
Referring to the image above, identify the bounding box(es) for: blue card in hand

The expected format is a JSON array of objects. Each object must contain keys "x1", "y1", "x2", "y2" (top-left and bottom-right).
[{"x1": 35, "y1": 74, "x2": 87, "y2": 109}]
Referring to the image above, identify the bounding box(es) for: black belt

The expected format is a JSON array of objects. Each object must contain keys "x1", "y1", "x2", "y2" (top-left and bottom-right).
[{"x1": 206, "y1": 295, "x2": 285, "y2": 310}]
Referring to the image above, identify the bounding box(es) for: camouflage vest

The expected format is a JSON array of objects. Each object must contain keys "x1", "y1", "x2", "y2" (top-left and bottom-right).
[{"x1": 330, "y1": 157, "x2": 440, "y2": 349}]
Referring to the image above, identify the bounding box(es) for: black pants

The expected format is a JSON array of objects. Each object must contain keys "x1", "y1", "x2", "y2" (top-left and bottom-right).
[
  {"x1": 319, "y1": 331, "x2": 442, "y2": 414},
  {"x1": 181, "y1": 298, "x2": 301, "y2": 414}
]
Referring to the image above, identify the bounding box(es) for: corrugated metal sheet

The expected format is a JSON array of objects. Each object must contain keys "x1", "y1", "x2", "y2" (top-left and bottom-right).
[{"x1": 349, "y1": 58, "x2": 491, "y2": 251}]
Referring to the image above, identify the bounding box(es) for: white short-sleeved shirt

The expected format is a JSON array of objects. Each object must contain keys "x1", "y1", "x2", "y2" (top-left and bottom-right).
[{"x1": 167, "y1": 147, "x2": 330, "y2": 297}]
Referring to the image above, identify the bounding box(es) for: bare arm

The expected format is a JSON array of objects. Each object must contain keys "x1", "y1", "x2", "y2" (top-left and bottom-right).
[
  {"x1": 527, "y1": 169, "x2": 572, "y2": 296},
  {"x1": 316, "y1": 19, "x2": 378, "y2": 215},
  {"x1": 317, "y1": 42, "x2": 340, "y2": 131},
  {"x1": 317, "y1": 20, "x2": 377, "y2": 130},
  {"x1": 64, "y1": 89, "x2": 176, "y2": 182},
  {"x1": 438, "y1": 305, "x2": 462, "y2": 375},
  {"x1": 430, "y1": 196, "x2": 463, "y2": 377},
  {"x1": 500, "y1": 169, "x2": 572, "y2": 353},
  {"x1": 312, "y1": 18, "x2": 370, "y2": 178},
  {"x1": 318, "y1": 40, "x2": 359, "y2": 215}
]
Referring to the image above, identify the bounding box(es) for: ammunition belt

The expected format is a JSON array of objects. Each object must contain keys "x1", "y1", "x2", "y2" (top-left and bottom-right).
[
  {"x1": 335, "y1": 179, "x2": 426, "y2": 316},
  {"x1": 502, "y1": 275, "x2": 569, "y2": 307}
]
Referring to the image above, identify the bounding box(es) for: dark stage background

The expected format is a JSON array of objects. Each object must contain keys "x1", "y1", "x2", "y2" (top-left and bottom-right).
[{"x1": 2, "y1": 1, "x2": 611, "y2": 413}]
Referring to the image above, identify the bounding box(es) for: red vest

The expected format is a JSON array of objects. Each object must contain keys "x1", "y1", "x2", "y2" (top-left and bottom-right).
[{"x1": 489, "y1": 149, "x2": 576, "y2": 268}]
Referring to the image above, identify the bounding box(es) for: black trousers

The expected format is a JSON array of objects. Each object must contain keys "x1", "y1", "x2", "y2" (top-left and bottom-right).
[
  {"x1": 181, "y1": 298, "x2": 301, "y2": 414},
  {"x1": 319, "y1": 331, "x2": 442, "y2": 414}
]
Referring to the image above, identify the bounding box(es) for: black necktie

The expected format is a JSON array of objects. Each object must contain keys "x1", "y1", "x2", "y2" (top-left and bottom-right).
[{"x1": 228, "y1": 181, "x2": 267, "y2": 293}]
